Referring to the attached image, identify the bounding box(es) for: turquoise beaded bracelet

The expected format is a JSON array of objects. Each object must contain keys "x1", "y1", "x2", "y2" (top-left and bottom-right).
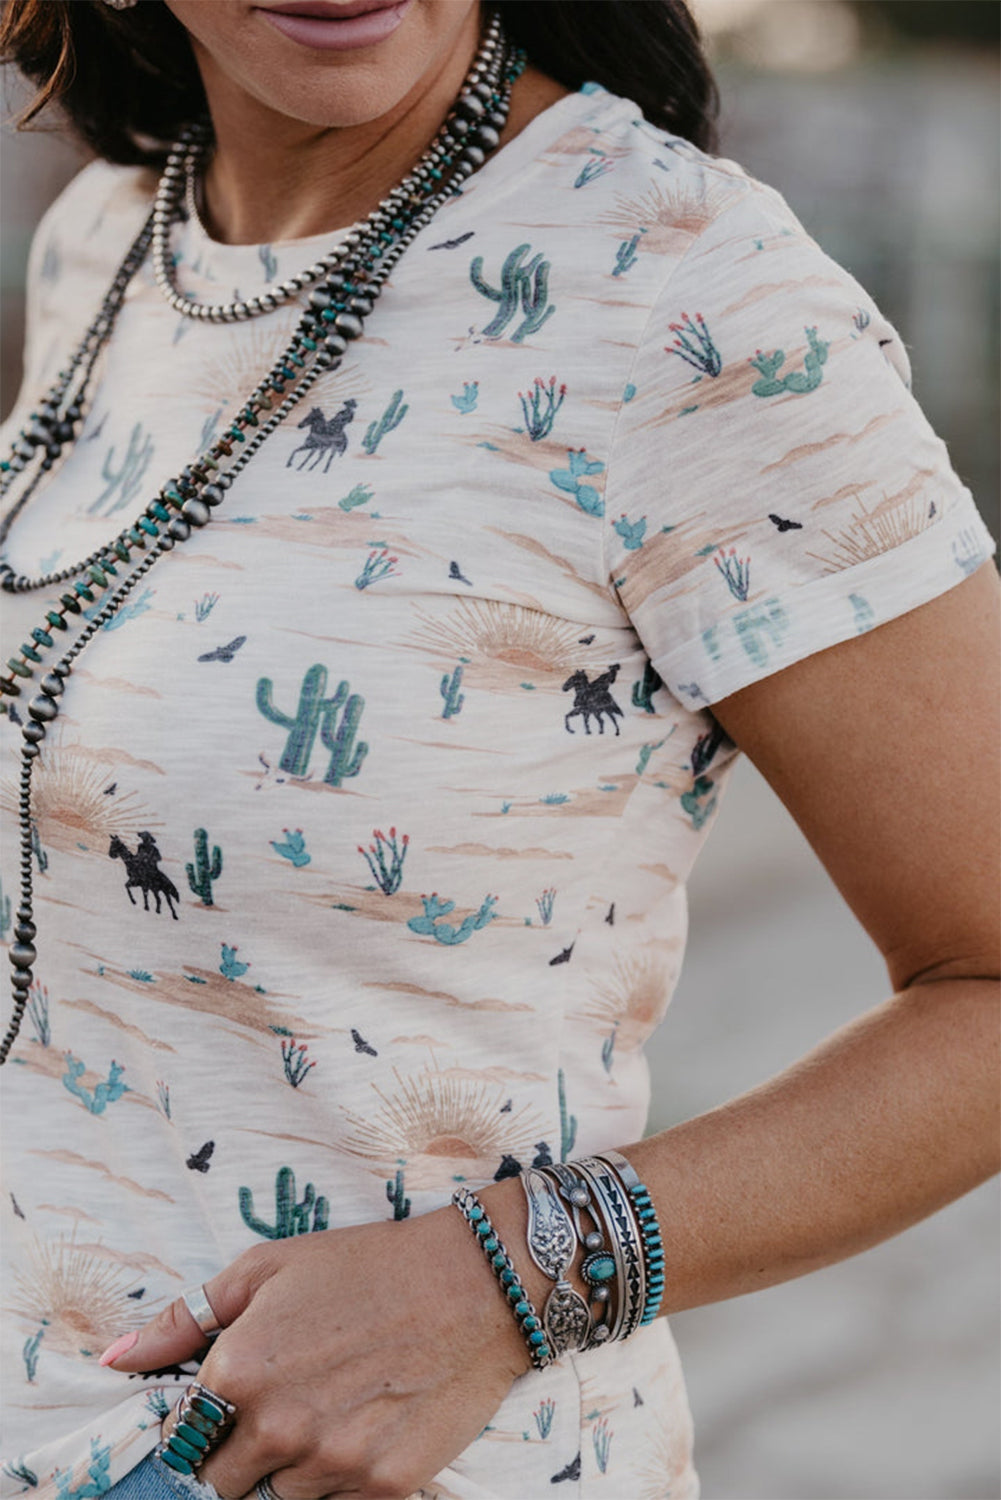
[
  {"x1": 594, "y1": 1151, "x2": 665, "y2": 1326},
  {"x1": 451, "y1": 1187, "x2": 555, "y2": 1370}
]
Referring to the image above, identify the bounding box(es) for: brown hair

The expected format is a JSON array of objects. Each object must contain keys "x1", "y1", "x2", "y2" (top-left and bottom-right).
[{"x1": 1, "y1": 0, "x2": 720, "y2": 163}]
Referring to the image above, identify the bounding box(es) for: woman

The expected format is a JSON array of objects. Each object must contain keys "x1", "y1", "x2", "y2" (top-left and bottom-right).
[{"x1": 0, "y1": 2, "x2": 997, "y2": 1497}]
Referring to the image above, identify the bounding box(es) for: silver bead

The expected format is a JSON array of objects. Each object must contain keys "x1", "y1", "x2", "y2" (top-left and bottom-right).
[
  {"x1": 181, "y1": 498, "x2": 211, "y2": 527},
  {"x1": 584, "y1": 1231, "x2": 603, "y2": 1251},
  {"x1": 592, "y1": 1285, "x2": 611, "y2": 1303},
  {"x1": 568, "y1": 1185, "x2": 590, "y2": 1208},
  {"x1": 333, "y1": 312, "x2": 363, "y2": 340},
  {"x1": 167, "y1": 517, "x2": 191, "y2": 541},
  {"x1": 27, "y1": 695, "x2": 58, "y2": 722},
  {"x1": 39, "y1": 673, "x2": 64, "y2": 698}
]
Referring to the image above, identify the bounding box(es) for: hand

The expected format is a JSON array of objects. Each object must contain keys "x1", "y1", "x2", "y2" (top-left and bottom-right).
[{"x1": 102, "y1": 1181, "x2": 538, "y2": 1500}]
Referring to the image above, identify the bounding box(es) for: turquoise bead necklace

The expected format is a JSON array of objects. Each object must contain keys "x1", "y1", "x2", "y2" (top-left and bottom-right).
[{"x1": 0, "y1": 15, "x2": 526, "y2": 1061}]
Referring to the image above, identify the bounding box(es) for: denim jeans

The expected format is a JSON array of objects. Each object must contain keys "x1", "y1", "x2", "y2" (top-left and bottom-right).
[{"x1": 105, "y1": 1453, "x2": 222, "y2": 1500}]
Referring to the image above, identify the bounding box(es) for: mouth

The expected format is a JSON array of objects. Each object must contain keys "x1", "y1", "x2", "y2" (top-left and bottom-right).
[{"x1": 254, "y1": 0, "x2": 414, "y2": 49}]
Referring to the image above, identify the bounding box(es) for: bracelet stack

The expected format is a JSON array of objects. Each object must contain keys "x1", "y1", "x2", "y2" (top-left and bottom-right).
[{"x1": 453, "y1": 1151, "x2": 665, "y2": 1367}]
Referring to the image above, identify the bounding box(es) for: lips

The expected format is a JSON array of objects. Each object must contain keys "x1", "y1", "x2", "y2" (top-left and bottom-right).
[
  {"x1": 255, "y1": 0, "x2": 413, "y2": 50},
  {"x1": 261, "y1": 0, "x2": 402, "y2": 19}
]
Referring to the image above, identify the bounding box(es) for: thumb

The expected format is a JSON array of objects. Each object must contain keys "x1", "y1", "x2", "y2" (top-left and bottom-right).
[{"x1": 98, "y1": 1264, "x2": 252, "y2": 1372}]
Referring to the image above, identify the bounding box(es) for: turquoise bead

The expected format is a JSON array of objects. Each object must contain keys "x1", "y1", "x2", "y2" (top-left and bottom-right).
[
  {"x1": 20, "y1": 644, "x2": 42, "y2": 663},
  {"x1": 160, "y1": 1448, "x2": 195, "y2": 1476},
  {"x1": 476, "y1": 1219, "x2": 491, "y2": 1237},
  {"x1": 536, "y1": 1343, "x2": 551, "y2": 1360},
  {"x1": 191, "y1": 1392, "x2": 226, "y2": 1421},
  {"x1": 166, "y1": 1433, "x2": 202, "y2": 1464},
  {"x1": 491, "y1": 1251, "x2": 506, "y2": 1268},
  {"x1": 175, "y1": 1420, "x2": 210, "y2": 1451},
  {"x1": 500, "y1": 1268, "x2": 516, "y2": 1286},
  {"x1": 514, "y1": 1299, "x2": 530, "y2": 1316},
  {"x1": 523, "y1": 1315, "x2": 540, "y2": 1331},
  {"x1": 506, "y1": 1283, "x2": 524, "y2": 1302},
  {"x1": 582, "y1": 1253, "x2": 616, "y2": 1283},
  {"x1": 483, "y1": 1236, "x2": 498, "y2": 1252},
  {"x1": 528, "y1": 1330, "x2": 545, "y2": 1345},
  {"x1": 468, "y1": 1204, "x2": 484, "y2": 1221},
  {"x1": 32, "y1": 629, "x2": 53, "y2": 648}
]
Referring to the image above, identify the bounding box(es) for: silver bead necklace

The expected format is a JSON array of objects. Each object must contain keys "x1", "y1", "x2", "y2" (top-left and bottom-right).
[{"x1": 0, "y1": 16, "x2": 524, "y2": 1060}]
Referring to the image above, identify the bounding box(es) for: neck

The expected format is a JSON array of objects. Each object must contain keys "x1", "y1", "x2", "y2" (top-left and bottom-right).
[{"x1": 193, "y1": 16, "x2": 569, "y2": 246}]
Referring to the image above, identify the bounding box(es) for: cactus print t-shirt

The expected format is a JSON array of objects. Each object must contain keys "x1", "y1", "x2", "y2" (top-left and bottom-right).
[{"x1": 0, "y1": 82, "x2": 995, "y2": 1500}]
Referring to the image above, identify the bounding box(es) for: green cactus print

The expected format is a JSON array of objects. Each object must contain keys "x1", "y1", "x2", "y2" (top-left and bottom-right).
[
  {"x1": 733, "y1": 597, "x2": 790, "y2": 668},
  {"x1": 680, "y1": 774, "x2": 717, "y2": 830},
  {"x1": 749, "y1": 325, "x2": 829, "y2": 396},
  {"x1": 470, "y1": 243, "x2": 556, "y2": 343},
  {"x1": 363, "y1": 391, "x2": 408, "y2": 454},
  {"x1": 61, "y1": 1055, "x2": 127, "y2": 1114},
  {"x1": 54, "y1": 1440, "x2": 111, "y2": 1500},
  {"x1": 549, "y1": 449, "x2": 605, "y2": 517},
  {"x1": 558, "y1": 1067, "x2": 577, "y2": 1161},
  {"x1": 440, "y1": 664, "x2": 465, "y2": 718},
  {"x1": 632, "y1": 661, "x2": 663, "y2": 714},
  {"x1": 22, "y1": 1328, "x2": 43, "y2": 1383},
  {"x1": 238, "y1": 1165, "x2": 330, "y2": 1239},
  {"x1": 186, "y1": 827, "x2": 223, "y2": 905},
  {"x1": 386, "y1": 1165, "x2": 411, "y2": 1220},
  {"x1": 407, "y1": 892, "x2": 497, "y2": 946},
  {"x1": 257, "y1": 664, "x2": 368, "y2": 785}
]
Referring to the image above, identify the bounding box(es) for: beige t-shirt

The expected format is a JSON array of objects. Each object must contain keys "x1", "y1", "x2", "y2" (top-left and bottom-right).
[{"x1": 0, "y1": 83, "x2": 994, "y2": 1499}]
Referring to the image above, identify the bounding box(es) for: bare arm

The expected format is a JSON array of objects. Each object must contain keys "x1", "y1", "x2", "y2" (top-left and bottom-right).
[{"x1": 485, "y1": 559, "x2": 1000, "y2": 1317}]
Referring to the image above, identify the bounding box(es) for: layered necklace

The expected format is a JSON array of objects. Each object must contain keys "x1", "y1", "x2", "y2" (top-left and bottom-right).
[{"x1": 0, "y1": 13, "x2": 525, "y2": 1061}]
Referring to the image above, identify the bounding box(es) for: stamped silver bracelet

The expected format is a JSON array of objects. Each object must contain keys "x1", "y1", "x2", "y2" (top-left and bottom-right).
[
  {"x1": 573, "y1": 1157, "x2": 647, "y2": 1342},
  {"x1": 543, "y1": 1162, "x2": 617, "y2": 1349},
  {"x1": 521, "y1": 1167, "x2": 591, "y2": 1354}
]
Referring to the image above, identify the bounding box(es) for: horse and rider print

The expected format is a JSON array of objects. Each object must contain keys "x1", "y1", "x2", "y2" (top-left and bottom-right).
[{"x1": 108, "y1": 831, "x2": 180, "y2": 918}]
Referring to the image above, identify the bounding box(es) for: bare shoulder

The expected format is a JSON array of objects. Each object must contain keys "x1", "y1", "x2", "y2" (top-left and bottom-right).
[{"x1": 711, "y1": 562, "x2": 1000, "y2": 991}]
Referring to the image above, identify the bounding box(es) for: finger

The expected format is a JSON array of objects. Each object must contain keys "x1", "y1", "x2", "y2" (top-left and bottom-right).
[{"x1": 99, "y1": 1256, "x2": 262, "y2": 1371}]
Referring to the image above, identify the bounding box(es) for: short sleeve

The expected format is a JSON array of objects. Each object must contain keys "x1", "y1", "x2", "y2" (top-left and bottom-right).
[{"x1": 603, "y1": 183, "x2": 997, "y2": 710}]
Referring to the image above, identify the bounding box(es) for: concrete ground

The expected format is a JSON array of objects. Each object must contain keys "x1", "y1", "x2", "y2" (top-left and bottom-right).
[{"x1": 643, "y1": 756, "x2": 1000, "y2": 1500}]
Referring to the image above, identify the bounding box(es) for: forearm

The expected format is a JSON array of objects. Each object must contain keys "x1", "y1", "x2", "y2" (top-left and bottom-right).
[{"x1": 482, "y1": 975, "x2": 998, "y2": 1340}]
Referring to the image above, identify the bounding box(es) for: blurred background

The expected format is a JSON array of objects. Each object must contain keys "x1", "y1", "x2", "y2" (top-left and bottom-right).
[{"x1": 2, "y1": 3, "x2": 999, "y2": 1496}]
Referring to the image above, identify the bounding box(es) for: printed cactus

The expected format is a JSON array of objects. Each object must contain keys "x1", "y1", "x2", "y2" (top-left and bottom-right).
[
  {"x1": 713, "y1": 546, "x2": 751, "y2": 602},
  {"x1": 407, "y1": 892, "x2": 497, "y2": 946},
  {"x1": 219, "y1": 943, "x2": 249, "y2": 980},
  {"x1": 23, "y1": 1328, "x2": 43, "y2": 1383},
  {"x1": 574, "y1": 153, "x2": 614, "y2": 188},
  {"x1": 90, "y1": 422, "x2": 154, "y2": 515},
  {"x1": 156, "y1": 1079, "x2": 171, "y2": 1118},
  {"x1": 469, "y1": 243, "x2": 556, "y2": 343},
  {"x1": 632, "y1": 661, "x2": 663, "y2": 714},
  {"x1": 257, "y1": 663, "x2": 342, "y2": 777},
  {"x1": 281, "y1": 1036, "x2": 315, "y2": 1088},
  {"x1": 386, "y1": 1165, "x2": 411, "y2": 1221},
  {"x1": 61, "y1": 1054, "x2": 127, "y2": 1114},
  {"x1": 440, "y1": 664, "x2": 465, "y2": 718},
  {"x1": 451, "y1": 382, "x2": 479, "y2": 414},
  {"x1": 319, "y1": 684, "x2": 368, "y2": 786},
  {"x1": 30, "y1": 824, "x2": 48, "y2": 874},
  {"x1": 362, "y1": 390, "x2": 408, "y2": 454},
  {"x1": 680, "y1": 774, "x2": 717, "y2": 830},
  {"x1": 691, "y1": 721, "x2": 727, "y2": 776},
  {"x1": 258, "y1": 243, "x2": 278, "y2": 282},
  {"x1": 534, "y1": 1398, "x2": 556, "y2": 1440},
  {"x1": 186, "y1": 827, "x2": 223, "y2": 905},
  {"x1": 54, "y1": 1439, "x2": 112, "y2": 1500},
  {"x1": 535, "y1": 888, "x2": 556, "y2": 926},
  {"x1": 238, "y1": 1165, "x2": 330, "y2": 1239},
  {"x1": 665, "y1": 311, "x2": 722, "y2": 378},
  {"x1": 271, "y1": 828, "x2": 311, "y2": 867},
  {"x1": 194, "y1": 592, "x2": 219, "y2": 622},
  {"x1": 601, "y1": 1029, "x2": 616, "y2": 1074},
  {"x1": 613, "y1": 514, "x2": 646, "y2": 551},
  {"x1": 592, "y1": 1417, "x2": 613, "y2": 1474},
  {"x1": 733, "y1": 597, "x2": 789, "y2": 669},
  {"x1": 849, "y1": 592, "x2": 876, "y2": 634},
  {"x1": 27, "y1": 982, "x2": 50, "y2": 1046},
  {"x1": 749, "y1": 326, "x2": 829, "y2": 397},
  {"x1": 558, "y1": 1067, "x2": 577, "y2": 1161},
  {"x1": 0, "y1": 876, "x2": 10, "y2": 940},
  {"x1": 549, "y1": 449, "x2": 605, "y2": 517},
  {"x1": 518, "y1": 375, "x2": 566, "y2": 441},
  {"x1": 359, "y1": 827, "x2": 409, "y2": 895},
  {"x1": 355, "y1": 547, "x2": 399, "y2": 590},
  {"x1": 613, "y1": 230, "x2": 645, "y2": 277},
  {"x1": 337, "y1": 482, "x2": 374, "y2": 512}
]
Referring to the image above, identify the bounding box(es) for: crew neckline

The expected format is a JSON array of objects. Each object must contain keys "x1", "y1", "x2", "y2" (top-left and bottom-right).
[{"x1": 179, "y1": 84, "x2": 629, "y2": 266}]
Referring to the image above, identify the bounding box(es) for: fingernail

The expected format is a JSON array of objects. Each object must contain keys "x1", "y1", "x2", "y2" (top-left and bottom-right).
[{"x1": 99, "y1": 1330, "x2": 139, "y2": 1366}]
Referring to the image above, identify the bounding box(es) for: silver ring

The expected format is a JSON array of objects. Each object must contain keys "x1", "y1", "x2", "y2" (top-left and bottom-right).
[
  {"x1": 181, "y1": 1282, "x2": 223, "y2": 1339},
  {"x1": 256, "y1": 1479, "x2": 284, "y2": 1500}
]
